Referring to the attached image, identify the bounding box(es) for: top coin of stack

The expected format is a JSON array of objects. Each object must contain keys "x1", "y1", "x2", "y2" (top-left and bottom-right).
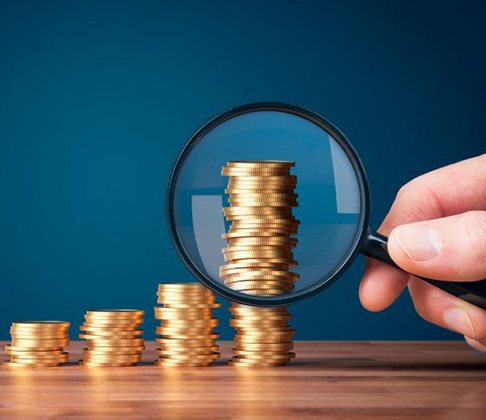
[
  {"x1": 5, "y1": 321, "x2": 70, "y2": 367},
  {"x1": 155, "y1": 283, "x2": 220, "y2": 367},
  {"x1": 220, "y1": 160, "x2": 299, "y2": 295},
  {"x1": 79, "y1": 309, "x2": 145, "y2": 367}
]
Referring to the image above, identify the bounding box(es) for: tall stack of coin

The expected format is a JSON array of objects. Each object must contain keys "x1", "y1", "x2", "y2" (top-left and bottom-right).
[
  {"x1": 5, "y1": 321, "x2": 70, "y2": 367},
  {"x1": 79, "y1": 309, "x2": 144, "y2": 367},
  {"x1": 155, "y1": 283, "x2": 220, "y2": 367},
  {"x1": 221, "y1": 160, "x2": 298, "y2": 367}
]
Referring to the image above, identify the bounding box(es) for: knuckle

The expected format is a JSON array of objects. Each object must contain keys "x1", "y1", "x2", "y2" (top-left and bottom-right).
[
  {"x1": 393, "y1": 181, "x2": 443, "y2": 224},
  {"x1": 461, "y1": 211, "x2": 486, "y2": 259}
]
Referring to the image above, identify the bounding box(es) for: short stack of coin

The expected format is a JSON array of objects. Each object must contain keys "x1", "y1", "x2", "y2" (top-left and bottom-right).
[
  {"x1": 5, "y1": 321, "x2": 70, "y2": 367},
  {"x1": 228, "y1": 304, "x2": 295, "y2": 367},
  {"x1": 155, "y1": 283, "x2": 220, "y2": 367},
  {"x1": 221, "y1": 160, "x2": 298, "y2": 366},
  {"x1": 79, "y1": 309, "x2": 145, "y2": 367}
]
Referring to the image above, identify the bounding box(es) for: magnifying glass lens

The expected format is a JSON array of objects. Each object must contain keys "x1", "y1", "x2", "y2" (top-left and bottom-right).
[{"x1": 170, "y1": 107, "x2": 366, "y2": 304}]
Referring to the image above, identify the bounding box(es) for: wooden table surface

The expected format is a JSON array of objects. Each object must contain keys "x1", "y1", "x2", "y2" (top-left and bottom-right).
[{"x1": 0, "y1": 341, "x2": 485, "y2": 419}]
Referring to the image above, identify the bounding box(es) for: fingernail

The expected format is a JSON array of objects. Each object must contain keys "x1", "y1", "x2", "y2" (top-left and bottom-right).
[
  {"x1": 443, "y1": 307, "x2": 476, "y2": 337},
  {"x1": 394, "y1": 224, "x2": 441, "y2": 261}
]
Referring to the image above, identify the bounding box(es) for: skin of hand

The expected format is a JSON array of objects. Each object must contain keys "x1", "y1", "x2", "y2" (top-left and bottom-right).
[{"x1": 360, "y1": 154, "x2": 486, "y2": 351}]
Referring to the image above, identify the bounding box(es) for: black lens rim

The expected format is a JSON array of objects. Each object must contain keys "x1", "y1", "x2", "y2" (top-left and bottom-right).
[{"x1": 166, "y1": 102, "x2": 370, "y2": 306}]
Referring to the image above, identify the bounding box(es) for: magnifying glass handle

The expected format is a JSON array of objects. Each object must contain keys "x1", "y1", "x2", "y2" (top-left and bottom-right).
[{"x1": 361, "y1": 228, "x2": 486, "y2": 310}]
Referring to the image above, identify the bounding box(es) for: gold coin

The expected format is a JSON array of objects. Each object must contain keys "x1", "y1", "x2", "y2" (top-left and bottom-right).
[
  {"x1": 161, "y1": 302, "x2": 221, "y2": 309},
  {"x1": 225, "y1": 187, "x2": 296, "y2": 194},
  {"x1": 228, "y1": 191, "x2": 297, "y2": 198},
  {"x1": 79, "y1": 328, "x2": 143, "y2": 336},
  {"x1": 83, "y1": 353, "x2": 141, "y2": 362},
  {"x1": 158, "y1": 333, "x2": 220, "y2": 340},
  {"x1": 156, "y1": 337, "x2": 216, "y2": 346},
  {"x1": 223, "y1": 270, "x2": 298, "y2": 280},
  {"x1": 82, "y1": 319, "x2": 143, "y2": 326},
  {"x1": 155, "y1": 313, "x2": 213, "y2": 321},
  {"x1": 156, "y1": 298, "x2": 216, "y2": 306},
  {"x1": 229, "y1": 306, "x2": 290, "y2": 315},
  {"x1": 227, "y1": 236, "x2": 297, "y2": 246},
  {"x1": 228, "y1": 287, "x2": 294, "y2": 295},
  {"x1": 5, "y1": 345, "x2": 66, "y2": 355},
  {"x1": 4, "y1": 361, "x2": 63, "y2": 368},
  {"x1": 157, "y1": 295, "x2": 217, "y2": 306},
  {"x1": 232, "y1": 352, "x2": 295, "y2": 362},
  {"x1": 158, "y1": 353, "x2": 220, "y2": 362},
  {"x1": 156, "y1": 343, "x2": 218, "y2": 352},
  {"x1": 222, "y1": 169, "x2": 291, "y2": 177},
  {"x1": 230, "y1": 304, "x2": 289, "y2": 312},
  {"x1": 225, "y1": 280, "x2": 294, "y2": 290},
  {"x1": 222, "y1": 246, "x2": 293, "y2": 255},
  {"x1": 79, "y1": 332, "x2": 144, "y2": 340},
  {"x1": 222, "y1": 260, "x2": 297, "y2": 270},
  {"x1": 83, "y1": 346, "x2": 145, "y2": 354},
  {"x1": 85, "y1": 338, "x2": 144, "y2": 346},
  {"x1": 9, "y1": 332, "x2": 69, "y2": 340},
  {"x1": 226, "y1": 160, "x2": 295, "y2": 167},
  {"x1": 223, "y1": 206, "x2": 293, "y2": 215},
  {"x1": 162, "y1": 317, "x2": 218, "y2": 325},
  {"x1": 234, "y1": 333, "x2": 295, "y2": 343},
  {"x1": 241, "y1": 289, "x2": 287, "y2": 296},
  {"x1": 226, "y1": 183, "x2": 297, "y2": 191},
  {"x1": 80, "y1": 361, "x2": 138, "y2": 367},
  {"x1": 222, "y1": 231, "x2": 294, "y2": 240},
  {"x1": 227, "y1": 359, "x2": 287, "y2": 367},
  {"x1": 228, "y1": 216, "x2": 298, "y2": 224},
  {"x1": 154, "y1": 307, "x2": 213, "y2": 315},
  {"x1": 224, "y1": 278, "x2": 296, "y2": 287},
  {"x1": 226, "y1": 174, "x2": 296, "y2": 182},
  {"x1": 228, "y1": 196, "x2": 297, "y2": 203},
  {"x1": 155, "y1": 346, "x2": 219, "y2": 356},
  {"x1": 219, "y1": 267, "x2": 296, "y2": 277},
  {"x1": 234, "y1": 342, "x2": 293, "y2": 350},
  {"x1": 156, "y1": 327, "x2": 216, "y2": 336},
  {"x1": 228, "y1": 200, "x2": 297, "y2": 208},
  {"x1": 226, "y1": 221, "x2": 297, "y2": 228},
  {"x1": 224, "y1": 251, "x2": 293, "y2": 262},
  {"x1": 233, "y1": 348, "x2": 295, "y2": 356},
  {"x1": 154, "y1": 359, "x2": 213, "y2": 367},
  {"x1": 85, "y1": 309, "x2": 144, "y2": 317},
  {"x1": 11, "y1": 321, "x2": 70, "y2": 329},
  {"x1": 158, "y1": 283, "x2": 209, "y2": 291},
  {"x1": 231, "y1": 321, "x2": 292, "y2": 328},
  {"x1": 10, "y1": 338, "x2": 69, "y2": 349},
  {"x1": 10, "y1": 353, "x2": 69, "y2": 362}
]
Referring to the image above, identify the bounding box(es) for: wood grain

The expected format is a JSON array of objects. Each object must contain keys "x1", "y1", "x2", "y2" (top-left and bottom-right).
[{"x1": 0, "y1": 341, "x2": 485, "y2": 419}]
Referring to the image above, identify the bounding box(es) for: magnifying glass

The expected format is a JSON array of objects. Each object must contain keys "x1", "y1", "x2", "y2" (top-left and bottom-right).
[{"x1": 166, "y1": 102, "x2": 486, "y2": 309}]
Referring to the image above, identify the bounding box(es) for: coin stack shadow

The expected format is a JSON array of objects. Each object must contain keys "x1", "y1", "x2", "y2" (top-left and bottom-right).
[
  {"x1": 5, "y1": 321, "x2": 70, "y2": 367},
  {"x1": 155, "y1": 283, "x2": 220, "y2": 367},
  {"x1": 79, "y1": 309, "x2": 145, "y2": 367},
  {"x1": 221, "y1": 160, "x2": 298, "y2": 367}
]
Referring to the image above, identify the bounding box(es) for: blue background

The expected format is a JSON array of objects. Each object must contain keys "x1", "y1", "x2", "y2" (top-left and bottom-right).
[{"x1": 0, "y1": 0, "x2": 484, "y2": 340}]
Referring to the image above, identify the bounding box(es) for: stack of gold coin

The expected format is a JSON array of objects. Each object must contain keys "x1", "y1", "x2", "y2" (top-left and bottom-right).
[
  {"x1": 155, "y1": 283, "x2": 220, "y2": 367},
  {"x1": 228, "y1": 304, "x2": 295, "y2": 367},
  {"x1": 221, "y1": 160, "x2": 298, "y2": 366},
  {"x1": 79, "y1": 309, "x2": 145, "y2": 367},
  {"x1": 5, "y1": 321, "x2": 70, "y2": 367}
]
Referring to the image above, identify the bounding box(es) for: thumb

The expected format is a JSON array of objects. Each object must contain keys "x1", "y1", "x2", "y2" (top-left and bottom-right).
[{"x1": 388, "y1": 211, "x2": 486, "y2": 281}]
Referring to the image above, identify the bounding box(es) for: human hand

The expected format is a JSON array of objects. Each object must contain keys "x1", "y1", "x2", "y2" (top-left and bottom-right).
[{"x1": 360, "y1": 154, "x2": 486, "y2": 351}]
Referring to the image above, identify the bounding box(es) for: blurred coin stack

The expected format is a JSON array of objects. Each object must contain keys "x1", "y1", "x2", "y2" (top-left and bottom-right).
[
  {"x1": 155, "y1": 283, "x2": 220, "y2": 367},
  {"x1": 221, "y1": 160, "x2": 298, "y2": 366},
  {"x1": 79, "y1": 309, "x2": 145, "y2": 367},
  {"x1": 5, "y1": 321, "x2": 70, "y2": 367}
]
